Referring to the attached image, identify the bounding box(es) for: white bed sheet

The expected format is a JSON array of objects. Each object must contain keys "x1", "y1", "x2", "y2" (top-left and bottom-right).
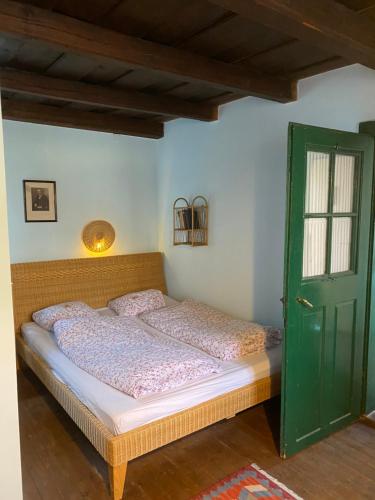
[{"x1": 21, "y1": 304, "x2": 282, "y2": 435}]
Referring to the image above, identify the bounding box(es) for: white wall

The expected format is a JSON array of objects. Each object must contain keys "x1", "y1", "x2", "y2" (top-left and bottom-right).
[
  {"x1": 4, "y1": 121, "x2": 159, "y2": 263},
  {"x1": 0, "y1": 106, "x2": 23, "y2": 498},
  {"x1": 158, "y1": 64, "x2": 375, "y2": 327}
]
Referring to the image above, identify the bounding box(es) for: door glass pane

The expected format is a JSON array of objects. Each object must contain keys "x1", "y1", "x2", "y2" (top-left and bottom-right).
[
  {"x1": 305, "y1": 151, "x2": 330, "y2": 214},
  {"x1": 333, "y1": 155, "x2": 355, "y2": 213},
  {"x1": 303, "y1": 218, "x2": 327, "y2": 277},
  {"x1": 331, "y1": 217, "x2": 352, "y2": 273}
]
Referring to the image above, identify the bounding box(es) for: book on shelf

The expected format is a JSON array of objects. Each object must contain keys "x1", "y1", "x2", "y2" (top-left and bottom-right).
[
  {"x1": 176, "y1": 207, "x2": 202, "y2": 230},
  {"x1": 177, "y1": 208, "x2": 185, "y2": 229}
]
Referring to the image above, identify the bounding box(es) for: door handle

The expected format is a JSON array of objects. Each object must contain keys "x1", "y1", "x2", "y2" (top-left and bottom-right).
[{"x1": 296, "y1": 297, "x2": 314, "y2": 309}]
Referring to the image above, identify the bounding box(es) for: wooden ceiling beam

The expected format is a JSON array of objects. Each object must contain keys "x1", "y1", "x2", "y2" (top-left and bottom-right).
[
  {"x1": 0, "y1": 68, "x2": 218, "y2": 121},
  {"x1": 1, "y1": 99, "x2": 164, "y2": 138},
  {"x1": 288, "y1": 57, "x2": 349, "y2": 81},
  {"x1": 0, "y1": 0, "x2": 296, "y2": 102},
  {"x1": 209, "y1": 0, "x2": 375, "y2": 69}
]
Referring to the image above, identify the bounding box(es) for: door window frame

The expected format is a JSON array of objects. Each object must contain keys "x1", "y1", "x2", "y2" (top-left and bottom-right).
[{"x1": 302, "y1": 144, "x2": 362, "y2": 282}]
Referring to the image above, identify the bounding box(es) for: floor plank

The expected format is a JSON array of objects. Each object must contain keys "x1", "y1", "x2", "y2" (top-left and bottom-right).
[{"x1": 18, "y1": 369, "x2": 375, "y2": 500}]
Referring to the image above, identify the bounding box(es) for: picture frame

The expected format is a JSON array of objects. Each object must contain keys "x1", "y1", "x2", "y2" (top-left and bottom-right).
[{"x1": 23, "y1": 180, "x2": 57, "y2": 223}]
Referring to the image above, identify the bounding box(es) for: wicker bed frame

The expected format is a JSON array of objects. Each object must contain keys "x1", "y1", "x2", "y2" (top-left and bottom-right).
[{"x1": 12, "y1": 252, "x2": 281, "y2": 500}]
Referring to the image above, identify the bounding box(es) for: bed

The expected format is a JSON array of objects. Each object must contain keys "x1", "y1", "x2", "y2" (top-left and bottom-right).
[{"x1": 13, "y1": 252, "x2": 281, "y2": 500}]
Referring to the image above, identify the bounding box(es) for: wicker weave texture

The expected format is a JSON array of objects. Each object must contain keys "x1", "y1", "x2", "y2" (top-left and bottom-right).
[
  {"x1": 17, "y1": 334, "x2": 280, "y2": 467},
  {"x1": 16, "y1": 335, "x2": 114, "y2": 461},
  {"x1": 109, "y1": 372, "x2": 280, "y2": 464},
  {"x1": 11, "y1": 252, "x2": 166, "y2": 333},
  {"x1": 82, "y1": 220, "x2": 116, "y2": 252}
]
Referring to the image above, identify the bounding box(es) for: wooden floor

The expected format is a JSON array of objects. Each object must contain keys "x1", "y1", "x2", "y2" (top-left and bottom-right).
[{"x1": 19, "y1": 368, "x2": 375, "y2": 500}]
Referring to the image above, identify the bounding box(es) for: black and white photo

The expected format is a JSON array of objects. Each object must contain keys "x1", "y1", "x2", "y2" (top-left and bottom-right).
[{"x1": 23, "y1": 180, "x2": 57, "y2": 222}]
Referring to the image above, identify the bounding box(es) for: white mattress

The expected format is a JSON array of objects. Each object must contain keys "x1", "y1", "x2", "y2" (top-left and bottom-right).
[{"x1": 21, "y1": 305, "x2": 282, "y2": 435}]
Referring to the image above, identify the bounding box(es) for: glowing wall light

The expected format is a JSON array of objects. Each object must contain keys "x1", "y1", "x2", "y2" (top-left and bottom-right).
[{"x1": 82, "y1": 220, "x2": 115, "y2": 253}]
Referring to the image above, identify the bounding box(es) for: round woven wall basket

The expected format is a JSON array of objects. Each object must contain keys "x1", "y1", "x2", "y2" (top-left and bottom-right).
[{"x1": 82, "y1": 220, "x2": 115, "y2": 253}]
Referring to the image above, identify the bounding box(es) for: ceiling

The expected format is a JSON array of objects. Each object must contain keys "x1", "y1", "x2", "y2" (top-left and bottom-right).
[{"x1": 0, "y1": 0, "x2": 373, "y2": 138}]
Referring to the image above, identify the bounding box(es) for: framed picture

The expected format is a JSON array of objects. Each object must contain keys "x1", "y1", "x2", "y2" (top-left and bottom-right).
[{"x1": 23, "y1": 180, "x2": 57, "y2": 222}]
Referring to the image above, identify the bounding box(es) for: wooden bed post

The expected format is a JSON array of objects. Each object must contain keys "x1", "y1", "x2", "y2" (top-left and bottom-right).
[
  {"x1": 108, "y1": 463, "x2": 127, "y2": 500},
  {"x1": 16, "y1": 353, "x2": 26, "y2": 371}
]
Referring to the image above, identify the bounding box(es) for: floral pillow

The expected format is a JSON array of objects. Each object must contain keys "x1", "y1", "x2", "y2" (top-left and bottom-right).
[
  {"x1": 32, "y1": 301, "x2": 98, "y2": 331},
  {"x1": 108, "y1": 289, "x2": 165, "y2": 316}
]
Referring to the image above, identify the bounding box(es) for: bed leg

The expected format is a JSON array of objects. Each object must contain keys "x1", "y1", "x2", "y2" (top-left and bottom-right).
[
  {"x1": 16, "y1": 354, "x2": 25, "y2": 371},
  {"x1": 108, "y1": 463, "x2": 127, "y2": 500}
]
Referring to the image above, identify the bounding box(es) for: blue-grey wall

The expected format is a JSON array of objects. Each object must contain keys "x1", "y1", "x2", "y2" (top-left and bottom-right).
[
  {"x1": 4, "y1": 121, "x2": 159, "y2": 263},
  {"x1": 6, "y1": 65, "x2": 375, "y2": 326},
  {"x1": 157, "y1": 65, "x2": 375, "y2": 328},
  {"x1": 3, "y1": 64, "x2": 375, "y2": 412}
]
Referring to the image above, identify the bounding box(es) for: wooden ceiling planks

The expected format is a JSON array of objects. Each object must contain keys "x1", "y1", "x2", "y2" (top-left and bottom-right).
[
  {"x1": 338, "y1": 0, "x2": 375, "y2": 10},
  {"x1": 340, "y1": 0, "x2": 375, "y2": 22},
  {"x1": 2, "y1": 98, "x2": 164, "y2": 138},
  {"x1": 5, "y1": 39, "x2": 61, "y2": 72},
  {"x1": 99, "y1": 0, "x2": 177, "y2": 37},
  {"x1": 245, "y1": 40, "x2": 334, "y2": 76},
  {"x1": 19, "y1": 0, "x2": 57, "y2": 8},
  {"x1": 46, "y1": 53, "x2": 100, "y2": 80},
  {"x1": 288, "y1": 57, "x2": 349, "y2": 81},
  {"x1": 0, "y1": 67, "x2": 218, "y2": 120},
  {"x1": 180, "y1": 15, "x2": 291, "y2": 62},
  {"x1": 0, "y1": 0, "x2": 295, "y2": 100},
  {"x1": 111, "y1": 70, "x2": 184, "y2": 95},
  {"x1": 51, "y1": 0, "x2": 121, "y2": 23},
  {"x1": 138, "y1": 0, "x2": 230, "y2": 46},
  {"x1": 81, "y1": 62, "x2": 131, "y2": 86},
  {"x1": 165, "y1": 83, "x2": 229, "y2": 103},
  {"x1": 0, "y1": 0, "x2": 374, "y2": 137},
  {"x1": 0, "y1": 35, "x2": 24, "y2": 65},
  {"x1": 209, "y1": 0, "x2": 375, "y2": 69}
]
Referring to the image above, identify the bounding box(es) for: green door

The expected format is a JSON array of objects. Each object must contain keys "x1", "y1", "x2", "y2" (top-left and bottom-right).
[{"x1": 281, "y1": 123, "x2": 374, "y2": 457}]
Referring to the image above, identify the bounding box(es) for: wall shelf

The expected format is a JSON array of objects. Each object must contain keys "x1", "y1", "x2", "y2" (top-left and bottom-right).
[{"x1": 173, "y1": 196, "x2": 208, "y2": 246}]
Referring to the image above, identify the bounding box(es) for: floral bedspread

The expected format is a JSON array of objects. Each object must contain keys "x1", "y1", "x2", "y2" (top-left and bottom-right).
[
  {"x1": 140, "y1": 300, "x2": 282, "y2": 361},
  {"x1": 53, "y1": 315, "x2": 222, "y2": 398}
]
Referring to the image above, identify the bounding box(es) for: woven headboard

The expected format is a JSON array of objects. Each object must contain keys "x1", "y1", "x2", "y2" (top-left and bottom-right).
[{"x1": 11, "y1": 252, "x2": 166, "y2": 333}]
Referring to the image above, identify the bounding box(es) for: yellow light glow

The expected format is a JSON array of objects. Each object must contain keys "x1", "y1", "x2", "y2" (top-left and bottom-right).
[
  {"x1": 95, "y1": 240, "x2": 104, "y2": 252},
  {"x1": 82, "y1": 220, "x2": 115, "y2": 254}
]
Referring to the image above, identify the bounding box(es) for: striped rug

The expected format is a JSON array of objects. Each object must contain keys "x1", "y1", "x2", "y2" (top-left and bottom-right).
[{"x1": 193, "y1": 463, "x2": 303, "y2": 499}]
